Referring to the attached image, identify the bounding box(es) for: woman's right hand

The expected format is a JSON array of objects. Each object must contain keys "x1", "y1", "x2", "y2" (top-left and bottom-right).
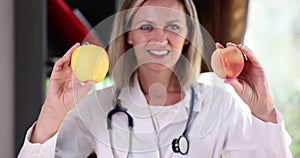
[
  {"x1": 30, "y1": 43, "x2": 95, "y2": 143},
  {"x1": 45, "y1": 43, "x2": 95, "y2": 114}
]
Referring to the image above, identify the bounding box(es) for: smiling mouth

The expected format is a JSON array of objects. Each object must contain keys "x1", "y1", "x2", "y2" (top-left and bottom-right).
[{"x1": 148, "y1": 50, "x2": 169, "y2": 56}]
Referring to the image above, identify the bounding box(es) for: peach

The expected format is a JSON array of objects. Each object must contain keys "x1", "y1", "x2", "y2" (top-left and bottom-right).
[
  {"x1": 211, "y1": 46, "x2": 245, "y2": 79},
  {"x1": 71, "y1": 44, "x2": 109, "y2": 83}
]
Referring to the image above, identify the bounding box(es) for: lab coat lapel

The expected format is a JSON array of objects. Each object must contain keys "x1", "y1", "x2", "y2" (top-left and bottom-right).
[
  {"x1": 118, "y1": 75, "x2": 150, "y2": 118},
  {"x1": 118, "y1": 75, "x2": 158, "y2": 134},
  {"x1": 118, "y1": 74, "x2": 192, "y2": 124}
]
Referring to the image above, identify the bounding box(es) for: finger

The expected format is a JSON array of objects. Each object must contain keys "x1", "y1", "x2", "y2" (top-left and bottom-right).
[
  {"x1": 52, "y1": 56, "x2": 72, "y2": 72},
  {"x1": 63, "y1": 43, "x2": 80, "y2": 58},
  {"x1": 71, "y1": 74, "x2": 94, "y2": 91},
  {"x1": 237, "y1": 45, "x2": 258, "y2": 62},
  {"x1": 53, "y1": 43, "x2": 80, "y2": 72},
  {"x1": 215, "y1": 42, "x2": 224, "y2": 49},
  {"x1": 226, "y1": 42, "x2": 237, "y2": 47},
  {"x1": 74, "y1": 80, "x2": 95, "y2": 101}
]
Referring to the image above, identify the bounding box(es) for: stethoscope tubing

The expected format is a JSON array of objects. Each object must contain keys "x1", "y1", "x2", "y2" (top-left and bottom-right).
[{"x1": 106, "y1": 85, "x2": 195, "y2": 156}]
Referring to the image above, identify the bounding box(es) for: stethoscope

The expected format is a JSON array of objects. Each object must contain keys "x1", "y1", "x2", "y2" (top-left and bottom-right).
[{"x1": 107, "y1": 86, "x2": 195, "y2": 157}]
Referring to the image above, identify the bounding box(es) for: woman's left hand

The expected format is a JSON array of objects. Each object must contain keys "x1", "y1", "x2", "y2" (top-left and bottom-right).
[{"x1": 216, "y1": 42, "x2": 277, "y2": 123}]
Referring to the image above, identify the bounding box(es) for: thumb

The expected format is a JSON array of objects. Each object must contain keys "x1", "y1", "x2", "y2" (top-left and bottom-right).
[
  {"x1": 78, "y1": 81, "x2": 95, "y2": 97},
  {"x1": 224, "y1": 78, "x2": 243, "y2": 95},
  {"x1": 84, "y1": 80, "x2": 95, "y2": 91}
]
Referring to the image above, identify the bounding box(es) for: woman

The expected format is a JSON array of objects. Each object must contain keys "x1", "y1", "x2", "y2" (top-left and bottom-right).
[{"x1": 18, "y1": 0, "x2": 292, "y2": 157}]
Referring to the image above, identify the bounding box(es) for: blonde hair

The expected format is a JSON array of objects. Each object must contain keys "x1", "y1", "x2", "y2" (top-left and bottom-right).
[{"x1": 108, "y1": 0, "x2": 203, "y2": 88}]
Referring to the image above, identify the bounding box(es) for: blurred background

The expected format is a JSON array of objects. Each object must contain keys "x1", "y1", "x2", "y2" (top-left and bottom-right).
[
  {"x1": 0, "y1": 0, "x2": 299, "y2": 157},
  {"x1": 245, "y1": 0, "x2": 300, "y2": 156}
]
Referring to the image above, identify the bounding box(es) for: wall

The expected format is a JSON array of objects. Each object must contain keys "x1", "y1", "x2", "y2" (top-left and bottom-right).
[
  {"x1": 0, "y1": 0, "x2": 14, "y2": 157},
  {"x1": 14, "y1": 0, "x2": 47, "y2": 154}
]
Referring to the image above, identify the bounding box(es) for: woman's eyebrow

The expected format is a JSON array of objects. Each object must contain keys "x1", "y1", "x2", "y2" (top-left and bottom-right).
[
  {"x1": 166, "y1": 19, "x2": 185, "y2": 24},
  {"x1": 134, "y1": 19, "x2": 154, "y2": 24},
  {"x1": 134, "y1": 19, "x2": 185, "y2": 25}
]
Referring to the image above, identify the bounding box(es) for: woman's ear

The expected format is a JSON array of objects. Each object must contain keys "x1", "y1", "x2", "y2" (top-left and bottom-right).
[{"x1": 127, "y1": 32, "x2": 133, "y2": 45}]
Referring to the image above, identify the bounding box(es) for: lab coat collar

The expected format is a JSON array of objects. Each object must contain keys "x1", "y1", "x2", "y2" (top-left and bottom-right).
[{"x1": 117, "y1": 74, "x2": 203, "y2": 125}]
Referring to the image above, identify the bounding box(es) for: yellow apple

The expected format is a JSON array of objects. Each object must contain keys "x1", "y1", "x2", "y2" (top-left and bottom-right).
[{"x1": 71, "y1": 44, "x2": 109, "y2": 83}]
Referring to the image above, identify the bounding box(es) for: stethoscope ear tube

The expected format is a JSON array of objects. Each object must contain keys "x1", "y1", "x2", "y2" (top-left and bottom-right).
[
  {"x1": 107, "y1": 88, "x2": 134, "y2": 129},
  {"x1": 107, "y1": 99, "x2": 134, "y2": 129},
  {"x1": 107, "y1": 88, "x2": 133, "y2": 158}
]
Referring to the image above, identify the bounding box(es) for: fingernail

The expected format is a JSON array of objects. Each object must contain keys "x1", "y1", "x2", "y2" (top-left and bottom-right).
[
  {"x1": 236, "y1": 45, "x2": 248, "y2": 61},
  {"x1": 228, "y1": 42, "x2": 237, "y2": 46},
  {"x1": 224, "y1": 78, "x2": 235, "y2": 84},
  {"x1": 224, "y1": 79, "x2": 229, "y2": 84},
  {"x1": 215, "y1": 42, "x2": 224, "y2": 48},
  {"x1": 86, "y1": 81, "x2": 95, "y2": 87},
  {"x1": 242, "y1": 52, "x2": 248, "y2": 61},
  {"x1": 90, "y1": 81, "x2": 95, "y2": 86}
]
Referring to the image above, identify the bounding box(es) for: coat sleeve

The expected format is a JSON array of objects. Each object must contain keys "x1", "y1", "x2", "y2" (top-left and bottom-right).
[
  {"x1": 17, "y1": 122, "x2": 58, "y2": 158},
  {"x1": 220, "y1": 91, "x2": 293, "y2": 158},
  {"x1": 223, "y1": 107, "x2": 293, "y2": 158},
  {"x1": 251, "y1": 109, "x2": 293, "y2": 158},
  {"x1": 17, "y1": 109, "x2": 95, "y2": 158}
]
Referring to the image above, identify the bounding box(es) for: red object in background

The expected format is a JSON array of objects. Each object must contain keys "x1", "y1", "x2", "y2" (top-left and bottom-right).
[{"x1": 48, "y1": 0, "x2": 103, "y2": 47}]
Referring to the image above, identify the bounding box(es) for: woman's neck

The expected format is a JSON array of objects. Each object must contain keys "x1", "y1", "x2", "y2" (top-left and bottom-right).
[{"x1": 137, "y1": 67, "x2": 183, "y2": 106}]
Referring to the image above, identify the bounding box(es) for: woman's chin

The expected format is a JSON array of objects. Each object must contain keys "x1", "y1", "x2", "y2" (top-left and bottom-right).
[{"x1": 140, "y1": 62, "x2": 174, "y2": 73}]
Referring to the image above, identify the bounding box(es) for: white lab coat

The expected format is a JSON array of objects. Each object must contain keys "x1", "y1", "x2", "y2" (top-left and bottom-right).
[{"x1": 18, "y1": 73, "x2": 293, "y2": 158}]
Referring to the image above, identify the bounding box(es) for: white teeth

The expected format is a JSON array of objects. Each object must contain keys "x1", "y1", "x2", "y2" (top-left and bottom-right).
[{"x1": 148, "y1": 50, "x2": 168, "y2": 56}]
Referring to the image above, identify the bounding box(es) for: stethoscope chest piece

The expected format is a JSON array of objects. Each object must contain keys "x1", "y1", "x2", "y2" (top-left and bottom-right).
[{"x1": 172, "y1": 135, "x2": 189, "y2": 155}]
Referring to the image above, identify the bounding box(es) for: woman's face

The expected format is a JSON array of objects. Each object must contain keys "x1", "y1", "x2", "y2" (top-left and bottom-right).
[{"x1": 127, "y1": 0, "x2": 188, "y2": 72}]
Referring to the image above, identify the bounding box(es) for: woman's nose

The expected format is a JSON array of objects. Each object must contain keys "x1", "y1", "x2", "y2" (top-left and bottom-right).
[{"x1": 151, "y1": 27, "x2": 168, "y2": 44}]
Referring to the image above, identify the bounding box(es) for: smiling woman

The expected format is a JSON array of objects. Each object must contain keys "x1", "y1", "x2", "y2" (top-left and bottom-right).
[
  {"x1": 18, "y1": 0, "x2": 293, "y2": 157},
  {"x1": 109, "y1": 0, "x2": 202, "y2": 89},
  {"x1": 127, "y1": 5, "x2": 188, "y2": 83},
  {"x1": 127, "y1": 4, "x2": 190, "y2": 105}
]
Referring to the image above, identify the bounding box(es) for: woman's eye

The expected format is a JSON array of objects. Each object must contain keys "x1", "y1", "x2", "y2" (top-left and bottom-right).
[
  {"x1": 166, "y1": 24, "x2": 180, "y2": 31},
  {"x1": 139, "y1": 24, "x2": 153, "y2": 31}
]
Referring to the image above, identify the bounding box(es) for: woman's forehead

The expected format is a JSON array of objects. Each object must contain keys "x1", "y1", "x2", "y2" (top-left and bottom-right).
[
  {"x1": 132, "y1": 6, "x2": 187, "y2": 24},
  {"x1": 141, "y1": 0, "x2": 184, "y2": 10}
]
